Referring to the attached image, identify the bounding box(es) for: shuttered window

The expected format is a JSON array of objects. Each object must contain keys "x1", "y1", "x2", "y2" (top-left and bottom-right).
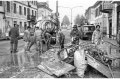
[{"x1": 7, "y1": 1, "x2": 10, "y2": 12}]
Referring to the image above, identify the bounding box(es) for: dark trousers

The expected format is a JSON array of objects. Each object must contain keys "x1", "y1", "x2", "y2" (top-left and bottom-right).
[
  {"x1": 27, "y1": 41, "x2": 35, "y2": 51},
  {"x1": 10, "y1": 38, "x2": 18, "y2": 53},
  {"x1": 59, "y1": 39, "x2": 64, "y2": 49},
  {"x1": 10, "y1": 38, "x2": 18, "y2": 65}
]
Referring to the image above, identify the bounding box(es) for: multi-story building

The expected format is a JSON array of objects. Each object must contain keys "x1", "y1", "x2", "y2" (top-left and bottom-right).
[
  {"x1": 37, "y1": 2, "x2": 52, "y2": 20},
  {"x1": 111, "y1": 1, "x2": 120, "y2": 37},
  {"x1": 0, "y1": 1, "x2": 6, "y2": 37},
  {"x1": 0, "y1": 1, "x2": 37, "y2": 38},
  {"x1": 85, "y1": 1, "x2": 119, "y2": 38},
  {"x1": 85, "y1": 6, "x2": 95, "y2": 24},
  {"x1": 100, "y1": 1, "x2": 113, "y2": 38},
  {"x1": 93, "y1": 1, "x2": 109, "y2": 35}
]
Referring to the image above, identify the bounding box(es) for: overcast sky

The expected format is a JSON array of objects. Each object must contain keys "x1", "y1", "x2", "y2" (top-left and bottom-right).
[{"x1": 38, "y1": 0, "x2": 98, "y2": 23}]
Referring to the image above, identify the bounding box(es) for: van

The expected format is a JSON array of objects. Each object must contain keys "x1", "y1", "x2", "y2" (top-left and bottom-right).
[{"x1": 82, "y1": 25, "x2": 95, "y2": 40}]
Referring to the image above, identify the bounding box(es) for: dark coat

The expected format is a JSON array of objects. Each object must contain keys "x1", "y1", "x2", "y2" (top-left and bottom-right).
[
  {"x1": 70, "y1": 29, "x2": 80, "y2": 39},
  {"x1": 9, "y1": 27, "x2": 19, "y2": 39}
]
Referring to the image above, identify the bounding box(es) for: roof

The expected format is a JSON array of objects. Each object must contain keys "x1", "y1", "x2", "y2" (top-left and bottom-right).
[
  {"x1": 85, "y1": 6, "x2": 94, "y2": 15},
  {"x1": 112, "y1": 1, "x2": 120, "y2": 4},
  {"x1": 37, "y1": 2, "x2": 52, "y2": 12},
  {"x1": 93, "y1": 1, "x2": 102, "y2": 8}
]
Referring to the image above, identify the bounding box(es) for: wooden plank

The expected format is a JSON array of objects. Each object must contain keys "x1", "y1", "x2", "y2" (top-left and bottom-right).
[
  {"x1": 86, "y1": 54, "x2": 112, "y2": 78},
  {"x1": 41, "y1": 61, "x2": 75, "y2": 77},
  {"x1": 37, "y1": 63, "x2": 53, "y2": 76}
]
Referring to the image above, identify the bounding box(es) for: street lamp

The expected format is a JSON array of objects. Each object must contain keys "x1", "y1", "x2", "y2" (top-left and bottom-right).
[{"x1": 59, "y1": 6, "x2": 82, "y2": 27}]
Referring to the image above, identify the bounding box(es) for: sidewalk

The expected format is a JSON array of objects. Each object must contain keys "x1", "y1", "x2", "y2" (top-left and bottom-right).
[{"x1": 103, "y1": 37, "x2": 119, "y2": 47}]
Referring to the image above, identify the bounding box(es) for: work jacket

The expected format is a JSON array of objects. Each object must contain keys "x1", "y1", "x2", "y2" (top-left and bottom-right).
[
  {"x1": 70, "y1": 29, "x2": 80, "y2": 39},
  {"x1": 34, "y1": 29, "x2": 42, "y2": 41},
  {"x1": 23, "y1": 30, "x2": 30, "y2": 42},
  {"x1": 9, "y1": 27, "x2": 19, "y2": 39},
  {"x1": 92, "y1": 30, "x2": 102, "y2": 45}
]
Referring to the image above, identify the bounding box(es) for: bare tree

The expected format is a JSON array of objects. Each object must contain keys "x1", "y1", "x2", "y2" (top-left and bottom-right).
[
  {"x1": 61, "y1": 15, "x2": 70, "y2": 26},
  {"x1": 74, "y1": 14, "x2": 88, "y2": 26}
]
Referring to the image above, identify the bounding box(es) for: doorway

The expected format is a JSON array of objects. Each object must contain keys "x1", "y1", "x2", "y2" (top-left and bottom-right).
[{"x1": 109, "y1": 20, "x2": 112, "y2": 38}]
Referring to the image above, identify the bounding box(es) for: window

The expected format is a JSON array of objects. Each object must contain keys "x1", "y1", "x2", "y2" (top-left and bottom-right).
[
  {"x1": 27, "y1": 8, "x2": 30, "y2": 15},
  {"x1": 34, "y1": 1, "x2": 36, "y2": 5},
  {"x1": 99, "y1": 5, "x2": 102, "y2": 15},
  {"x1": 35, "y1": 11, "x2": 36, "y2": 16},
  {"x1": 14, "y1": 3, "x2": 16, "y2": 13},
  {"x1": 14, "y1": 21, "x2": 17, "y2": 25},
  {"x1": 24, "y1": 22, "x2": 27, "y2": 30},
  {"x1": 20, "y1": 22, "x2": 22, "y2": 27},
  {"x1": 24, "y1": 7, "x2": 26, "y2": 15},
  {"x1": 34, "y1": 1, "x2": 35, "y2": 5},
  {"x1": 20, "y1": 22, "x2": 22, "y2": 32},
  {"x1": 19, "y1": 6, "x2": 22, "y2": 15},
  {"x1": 7, "y1": 1, "x2": 10, "y2": 12},
  {"x1": 0, "y1": 1, "x2": 2, "y2": 6},
  {"x1": 95, "y1": 9, "x2": 97, "y2": 17},
  {"x1": 96, "y1": 8, "x2": 99, "y2": 17},
  {"x1": 32, "y1": 10, "x2": 33, "y2": 15}
]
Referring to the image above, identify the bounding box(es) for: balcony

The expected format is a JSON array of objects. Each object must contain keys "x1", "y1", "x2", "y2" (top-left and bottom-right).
[
  {"x1": 28, "y1": 2, "x2": 31, "y2": 7},
  {"x1": 27, "y1": 15, "x2": 36, "y2": 22},
  {"x1": 100, "y1": 1, "x2": 113, "y2": 13}
]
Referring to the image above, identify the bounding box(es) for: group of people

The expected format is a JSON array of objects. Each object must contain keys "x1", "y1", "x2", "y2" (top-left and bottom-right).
[
  {"x1": 9, "y1": 24, "x2": 43, "y2": 54},
  {"x1": 9, "y1": 24, "x2": 66, "y2": 54},
  {"x1": 70, "y1": 24, "x2": 103, "y2": 46},
  {"x1": 9, "y1": 23, "x2": 120, "y2": 56}
]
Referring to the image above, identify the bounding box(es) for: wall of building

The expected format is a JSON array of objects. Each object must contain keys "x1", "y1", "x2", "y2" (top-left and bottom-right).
[
  {"x1": 3, "y1": 1, "x2": 37, "y2": 33},
  {"x1": 89, "y1": 8, "x2": 95, "y2": 24},
  {"x1": 93, "y1": 2, "x2": 109, "y2": 34},
  {"x1": 37, "y1": 7, "x2": 51, "y2": 20},
  {"x1": 112, "y1": 3, "x2": 117, "y2": 36},
  {"x1": 0, "y1": 14, "x2": 5, "y2": 33}
]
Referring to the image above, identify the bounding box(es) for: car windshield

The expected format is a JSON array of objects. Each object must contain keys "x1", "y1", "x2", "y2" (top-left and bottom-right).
[{"x1": 83, "y1": 26, "x2": 95, "y2": 31}]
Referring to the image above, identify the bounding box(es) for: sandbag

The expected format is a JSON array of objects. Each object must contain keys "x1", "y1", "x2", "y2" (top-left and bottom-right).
[
  {"x1": 74, "y1": 49, "x2": 87, "y2": 77},
  {"x1": 76, "y1": 65, "x2": 86, "y2": 78}
]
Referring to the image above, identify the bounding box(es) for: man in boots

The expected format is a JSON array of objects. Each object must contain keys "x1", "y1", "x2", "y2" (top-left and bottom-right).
[
  {"x1": 70, "y1": 25, "x2": 80, "y2": 45},
  {"x1": 9, "y1": 24, "x2": 19, "y2": 65}
]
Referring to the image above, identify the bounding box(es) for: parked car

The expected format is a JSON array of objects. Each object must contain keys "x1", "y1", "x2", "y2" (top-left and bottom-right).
[{"x1": 82, "y1": 25, "x2": 95, "y2": 40}]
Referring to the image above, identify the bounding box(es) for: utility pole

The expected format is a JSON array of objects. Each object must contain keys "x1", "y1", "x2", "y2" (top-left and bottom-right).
[
  {"x1": 71, "y1": 9, "x2": 72, "y2": 27},
  {"x1": 56, "y1": 0, "x2": 59, "y2": 30},
  {"x1": 58, "y1": 6, "x2": 82, "y2": 28}
]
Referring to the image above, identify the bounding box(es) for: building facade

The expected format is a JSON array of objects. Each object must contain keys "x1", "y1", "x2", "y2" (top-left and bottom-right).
[
  {"x1": 37, "y1": 2, "x2": 52, "y2": 20},
  {"x1": 112, "y1": 1, "x2": 120, "y2": 36},
  {"x1": 93, "y1": 1, "x2": 109, "y2": 35},
  {"x1": 0, "y1": 1, "x2": 37, "y2": 37},
  {"x1": 85, "y1": 6, "x2": 95, "y2": 24},
  {"x1": 85, "y1": 1, "x2": 120, "y2": 38},
  {"x1": 85, "y1": 1, "x2": 110, "y2": 36}
]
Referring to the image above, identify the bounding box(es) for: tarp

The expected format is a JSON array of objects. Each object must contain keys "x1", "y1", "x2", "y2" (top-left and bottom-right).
[
  {"x1": 38, "y1": 48, "x2": 75, "y2": 77},
  {"x1": 74, "y1": 49, "x2": 87, "y2": 77}
]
